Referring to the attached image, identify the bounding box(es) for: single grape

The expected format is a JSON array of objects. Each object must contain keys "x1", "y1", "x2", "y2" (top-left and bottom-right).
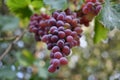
[
  {"x1": 50, "y1": 26, "x2": 57, "y2": 34},
  {"x1": 54, "y1": 52, "x2": 62, "y2": 59},
  {"x1": 51, "y1": 35, "x2": 58, "y2": 42},
  {"x1": 52, "y1": 46, "x2": 60, "y2": 53},
  {"x1": 56, "y1": 20, "x2": 64, "y2": 27},
  {"x1": 60, "y1": 57, "x2": 68, "y2": 65},
  {"x1": 58, "y1": 31, "x2": 66, "y2": 39},
  {"x1": 48, "y1": 65, "x2": 56, "y2": 73},
  {"x1": 71, "y1": 31, "x2": 77, "y2": 38},
  {"x1": 65, "y1": 16, "x2": 72, "y2": 23},
  {"x1": 74, "y1": 27, "x2": 83, "y2": 34},
  {"x1": 65, "y1": 29, "x2": 72, "y2": 36},
  {"x1": 62, "y1": 46, "x2": 70, "y2": 56},
  {"x1": 57, "y1": 13, "x2": 65, "y2": 20},
  {"x1": 57, "y1": 40, "x2": 64, "y2": 48},
  {"x1": 66, "y1": 36, "x2": 73, "y2": 42},
  {"x1": 58, "y1": 26, "x2": 64, "y2": 31},
  {"x1": 47, "y1": 43, "x2": 53, "y2": 50},
  {"x1": 48, "y1": 18, "x2": 56, "y2": 26},
  {"x1": 53, "y1": 11, "x2": 59, "y2": 19},
  {"x1": 39, "y1": 20, "x2": 46, "y2": 28},
  {"x1": 52, "y1": 59, "x2": 60, "y2": 67},
  {"x1": 41, "y1": 35, "x2": 48, "y2": 42}
]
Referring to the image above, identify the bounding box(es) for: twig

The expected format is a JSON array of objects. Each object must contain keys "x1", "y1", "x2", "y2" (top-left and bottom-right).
[{"x1": 0, "y1": 30, "x2": 27, "y2": 61}]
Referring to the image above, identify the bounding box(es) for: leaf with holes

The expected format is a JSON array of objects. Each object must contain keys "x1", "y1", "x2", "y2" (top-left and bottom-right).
[{"x1": 97, "y1": 0, "x2": 120, "y2": 30}]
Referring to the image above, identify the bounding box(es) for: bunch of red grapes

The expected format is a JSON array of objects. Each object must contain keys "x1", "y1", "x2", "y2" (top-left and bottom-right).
[
  {"x1": 29, "y1": 9, "x2": 83, "y2": 73},
  {"x1": 82, "y1": 0, "x2": 102, "y2": 15},
  {"x1": 29, "y1": 0, "x2": 103, "y2": 73},
  {"x1": 78, "y1": 0, "x2": 102, "y2": 26}
]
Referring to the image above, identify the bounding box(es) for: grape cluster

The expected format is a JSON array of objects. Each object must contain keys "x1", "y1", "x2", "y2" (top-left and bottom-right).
[
  {"x1": 82, "y1": 0, "x2": 102, "y2": 15},
  {"x1": 78, "y1": 0, "x2": 102, "y2": 26},
  {"x1": 29, "y1": 13, "x2": 51, "y2": 41},
  {"x1": 29, "y1": 9, "x2": 83, "y2": 73}
]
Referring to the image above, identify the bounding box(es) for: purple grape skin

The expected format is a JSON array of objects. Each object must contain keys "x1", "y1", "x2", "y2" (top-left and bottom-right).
[
  {"x1": 57, "y1": 13, "x2": 65, "y2": 20},
  {"x1": 48, "y1": 18, "x2": 56, "y2": 26},
  {"x1": 58, "y1": 31, "x2": 66, "y2": 39},
  {"x1": 41, "y1": 35, "x2": 48, "y2": 42},
  {"x1": 51, "y1": 35, "x2": 59, "y2": 42},
  {"x1": 56, "y1": 20, "x2": 64, "y2": 27},
  {"x1": 65, "y1": 29, "x2": 72, "y2": 36},
  {"x1": 52, "y1": 46, "x2": 60, "y2": 53},
  {"x1": 53, "y1": 11, "x2": 59, "y2": 19},
  {"x1": 47, "y1": 43, "x2": 53, "y2": 50},
  {"x1": 58, "y1": 26, "x2": 64, "y2": 31},
  {"x1": 50, "y1": 26, "x2": 57, "y2": 34},
  {"x1": 65, "y1": 16, "x2": 72, "y2": 23},
  {"x1": 62, "y1": 46, "x2": 70, "y2": 56},
  {"x1": 54, "y1": 52, "x2": 62, "y2": 59},
  {"x1": 66, "y1": 36, "x2": 73, "y2": 42},
  {"x1": 57, "y1": 40, "x2": 64, "y2": 48}
]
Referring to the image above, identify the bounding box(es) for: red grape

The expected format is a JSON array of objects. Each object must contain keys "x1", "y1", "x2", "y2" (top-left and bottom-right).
[
  {"x1": 54, "y1": 52, "x2": 62, "y2": 59},
  {"x1": 48, "y1": 65, "x2": 56, "y2": 73},
  {"x1": 52, "y1": 46, "x2": 60, "y2": 53},
  {"x1": 60, "y1": 57, "x2": 68, "y2": 65}
]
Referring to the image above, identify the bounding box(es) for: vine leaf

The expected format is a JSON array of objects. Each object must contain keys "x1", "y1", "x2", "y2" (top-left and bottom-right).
[
  {"x1": 97, "y1": 0, "x2": 120, "y2": 30},
  {"x1": 93, "y1": 18, "x2": 109, "y2": 44},
  {"x1": 43, "y1": 0, "x2": 67, "y2": 10},
  {"x1": 6, "y1": 0, "x2": 43, "y2": 19},
  {"x1": 6, "y1": 0, "x2": 32, "y2": 19}
]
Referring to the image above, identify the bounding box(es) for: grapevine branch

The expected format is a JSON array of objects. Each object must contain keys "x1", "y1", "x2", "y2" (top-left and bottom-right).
[{"x1": 0, "y1": 30, "x2": 27, "y2": 61}]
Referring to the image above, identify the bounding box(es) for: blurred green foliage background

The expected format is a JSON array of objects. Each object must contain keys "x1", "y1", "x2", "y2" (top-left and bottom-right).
[{"x1": 0, "y1": 0, "x2": 120, "y2": 80}]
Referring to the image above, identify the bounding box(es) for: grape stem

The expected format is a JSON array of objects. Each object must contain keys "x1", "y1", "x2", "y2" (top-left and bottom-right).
[{"x1": 0, "y1": 30, "x2": 27, "y2": 61}]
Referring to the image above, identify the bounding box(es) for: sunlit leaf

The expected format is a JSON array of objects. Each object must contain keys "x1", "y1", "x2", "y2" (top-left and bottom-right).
[
  {"x1": 93, "y1": 18, "x2": 109, "y2": 43},
  {"x1": 6, "y1": 0, "x2": 32, "y2": 18},
  {"x1": 31, "y1": 0, "x2": 43, "y2": 9}
]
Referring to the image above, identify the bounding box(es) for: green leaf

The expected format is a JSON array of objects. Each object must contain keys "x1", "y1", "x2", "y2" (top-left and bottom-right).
[
  {"x1": 0, "y1": 15, "x2": 19, "y2": 31},
  {"x1": 93, "y1": 18, "x2": 109, "y2": 44},
  {"x1": 97, "y1": 0, "x2": 120, "y2": 30},
  {"x1": 31, "y1": 0, "x2": 43, "y2": 9},
  {"x1": 43, "y1": 0, "x2": 67, "y2": 10},
  {"x1": 6, "y1": 0, "x2": 32, "y2": 19}
]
